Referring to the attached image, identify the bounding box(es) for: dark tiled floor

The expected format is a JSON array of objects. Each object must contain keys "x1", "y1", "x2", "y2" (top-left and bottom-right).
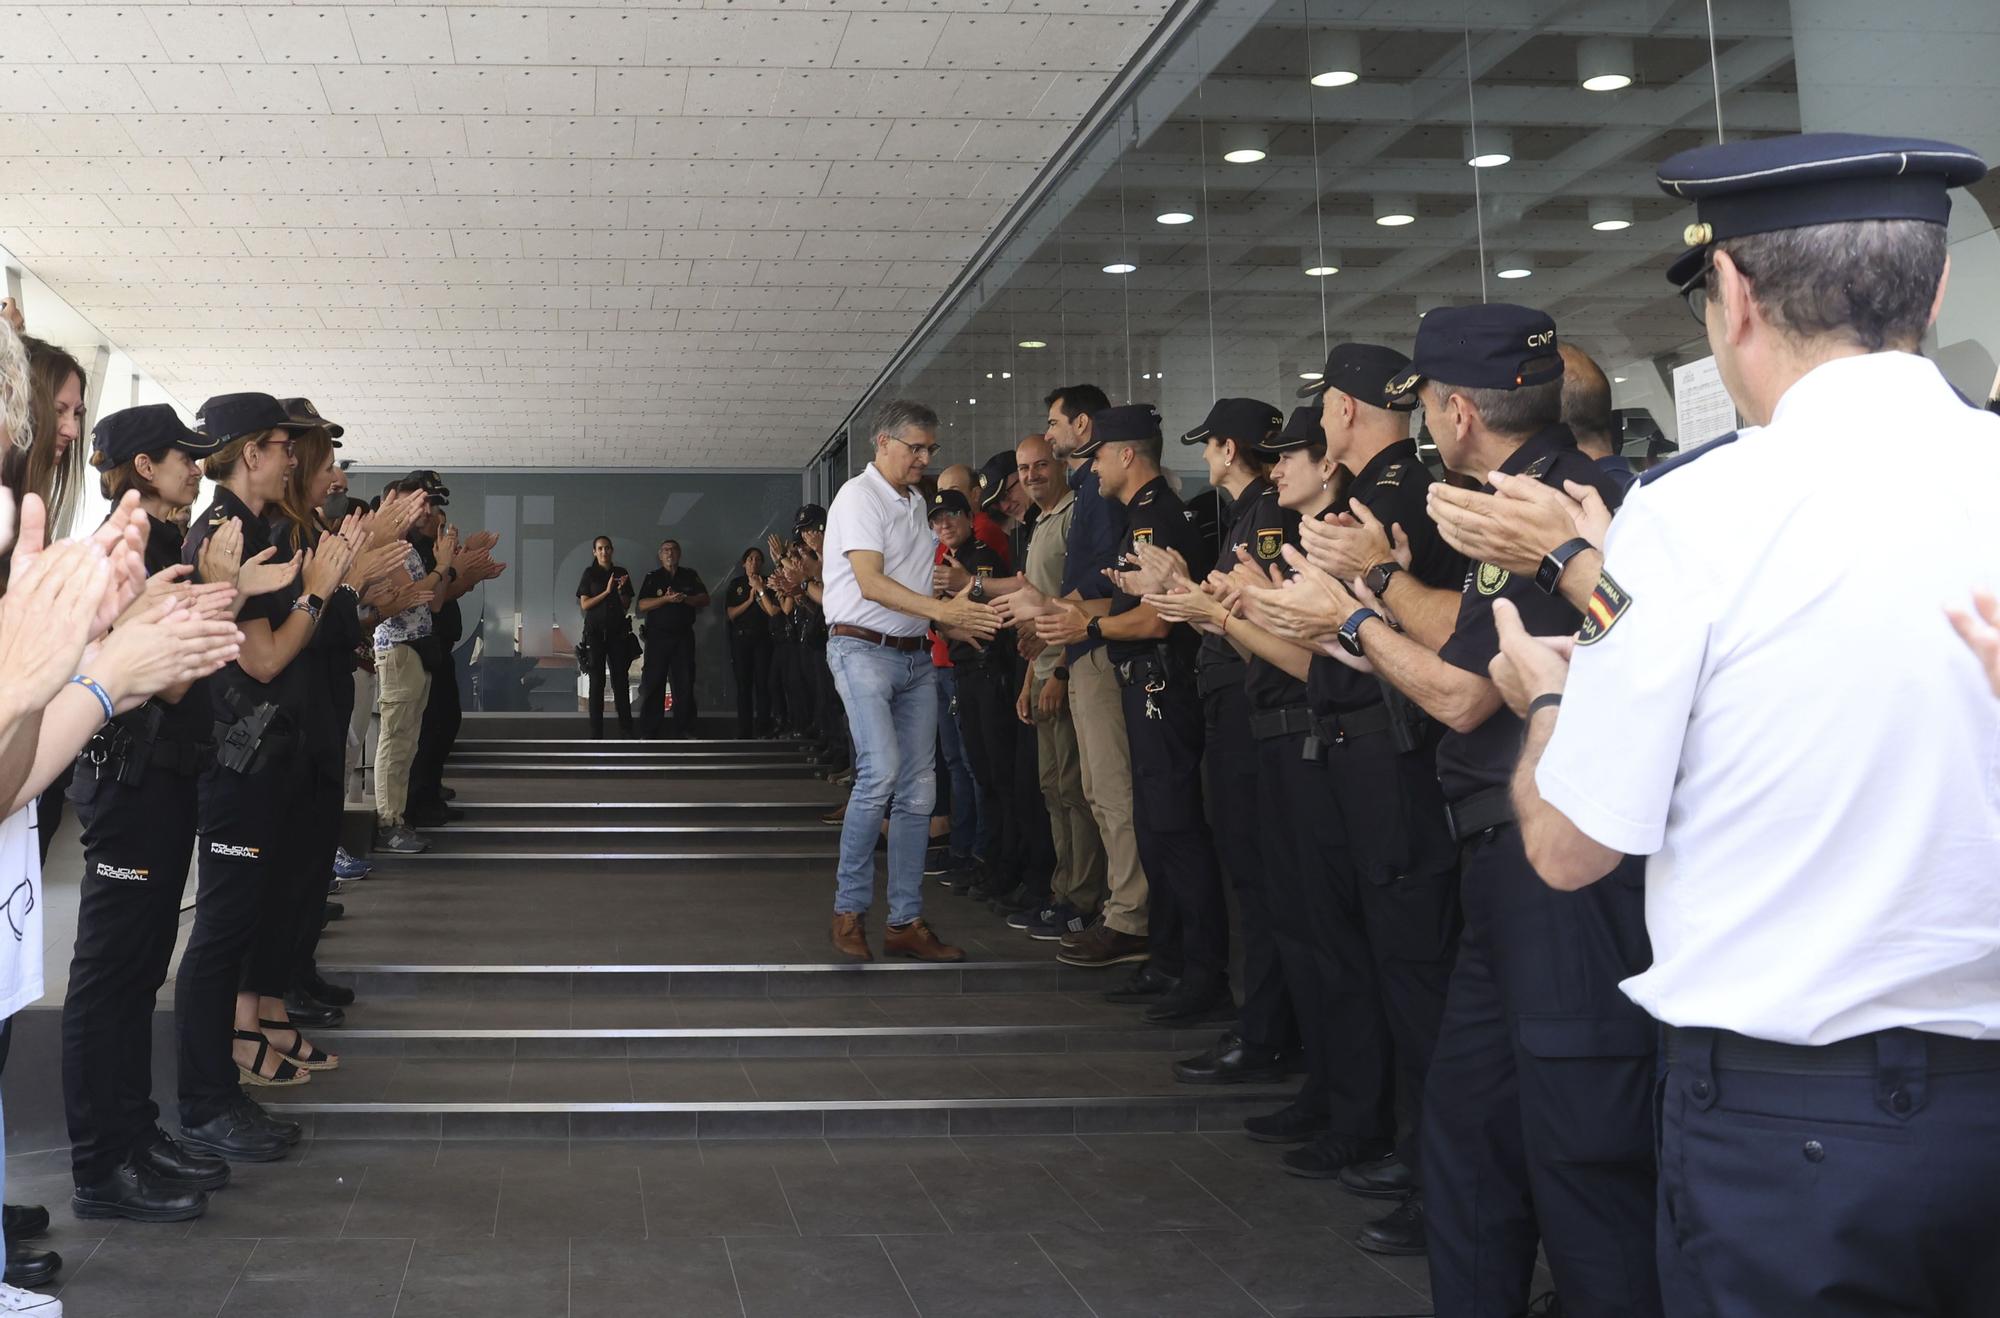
[{"x1": 13, "y1": 1137, "x2": 1434, "y2": 1316}]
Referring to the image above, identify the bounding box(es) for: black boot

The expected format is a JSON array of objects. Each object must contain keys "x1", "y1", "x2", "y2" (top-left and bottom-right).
[
  {"x1": 135, "y1": 1129, "x2": 231, "y2": 1190},
  {"x1": 1356, "y1": 1192, "x2": 1427, "y2": 1256},
  {"x1": 304, "y1": 974, "x2": 355, "y2": 1008},
  {"x1": 71, "y1": 1162, "x2": 208, "y2": 1223},
  {"x1": 1172, "y1": 1032, "x2": 1290, "y2": 1084},
  {"x1": 234, "y1": 1094, "x2": 304, "y2": 1146},
  {"x1": 1, "y1": 1205, "x2": 47, "y2": 1240},
  {"x1": 3, "y1": 1243, "x2": 59, "y2": 1288},
  {"x1": 179, "y1": 1105, "x2": 288, "y2": 1163}
]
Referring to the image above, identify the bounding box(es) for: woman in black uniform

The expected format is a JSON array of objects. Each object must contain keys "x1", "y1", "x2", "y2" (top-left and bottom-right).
[
  {"x1": 177, "y1": 392, "x2": 354, "y2": 1162},
  {"x1": 575, "y1": 536, "x2": 634, "y2": 738},
  {"x1": 60, "y1": 405, "x2": 234, "y2": 1223},
  {"x1": 724, "y1": 547, "x2": 772, "y2": 738}
]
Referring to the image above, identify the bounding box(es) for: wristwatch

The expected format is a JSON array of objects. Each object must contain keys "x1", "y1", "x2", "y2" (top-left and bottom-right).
[
  {"x1": 1536, "y1": 537, "x2": 1593, "y2": 596},
  {"x1": 1052, "y1": 666, "x2": 1069, "y2": 681},
  {"x1": 1362, "y1": 561, "x2": 1403, "y2": 596},
  {"x1": 1336, "y1": 607, "x2": 1380, "y2": 657},
  {"x1": 969, "y1": 577, "x2": 987, "y2": 603},
  {"x1": 1086, "y1": 616, "x2": 1103, "y2": 643}
]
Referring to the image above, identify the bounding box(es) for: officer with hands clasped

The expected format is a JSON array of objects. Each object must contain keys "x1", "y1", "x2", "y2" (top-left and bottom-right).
[{"x1": 635, "y1": 539, "x2": 709, "y2": 739}]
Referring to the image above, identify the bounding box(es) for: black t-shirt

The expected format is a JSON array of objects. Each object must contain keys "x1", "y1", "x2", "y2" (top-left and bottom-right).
[
  {"x1": 132, "y1": 514, "x2": 213, "y2": 746},
  {"x1": 273, "y1": 518, "x2": 362, "y2": 775},
  {"x1": 1108, "y1": 475, "x2": 1215, "y2": 666},
  {"x1": 638, "y1": 565, "x2": 707, "y2": 637},
  {"x1": 945, "y1": 536, "x2": 1013, "y2": 668},
  {"x1": 184, "y1": 486, "x2": 307, "y2": 728},
  {"x1": 1307, "y1": 438, "x2": 1467, "y2": 715},
  {"x1": 1433, "y1": 424, "x2": 1626, "y2": 802},
  {"x1": 1204, "y1": 476, "x2": 1289, "y2": 680},
  {"x1": 413, "y1": 533, "x2": 463, "y2": 657},
  {"x1": 725, "y1": 575, "x2": 770, "y2": 644},
  {"x1": 575, "y1": 562, "x2": 633, "y2": 638}
]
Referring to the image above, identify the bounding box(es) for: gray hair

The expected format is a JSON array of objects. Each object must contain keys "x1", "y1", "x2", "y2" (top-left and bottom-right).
[
  {"x1": 1707, "y1": 218, "x2": 1946, "y2": 352},
  {"x1": 871, "y1": 398, "x2": 939, "y2": 441},
  {"x1": 1426, "y1": 376, "x2": 1563, "y2": 438}
]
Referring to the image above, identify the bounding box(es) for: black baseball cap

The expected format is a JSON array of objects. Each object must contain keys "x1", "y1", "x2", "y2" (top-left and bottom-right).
[
  {"x1": 1257, "y1": 407, "x2": 1326, "y2": 456},
  {"x1": 91, "y1": 404, "x2": 220, "y2": 466},
  {"x1": 1180, "y1": 398, "x2": 1283, "y2": 447},
  {"x1": 1072, "y1": 404, "x2": 1162, "y2": 458},
  {"x1": 793, "y1": 503, "x2": 827, "y2": 532},
  {"x1": 929, "y1": 489, "x2": 973, "y2": 519},
  {"x1": 195, "y1": 392, "x2": 318, "y2": 445},
  {"x1": 403, "y1": 469, "x2": 450, "y2": 508},
  {"x1": 1298, "y1": 343, "x2": 1419, "y2": 413},
  {"x1": 278, "y1": 397, "x2": 343, "y2": 443},
  {"x1": 1386, "y1": 304, "x2": 1563, "y2": 405},
  {"x1": 975, "y1": 452, "x2": 1017, "y2": 509}
]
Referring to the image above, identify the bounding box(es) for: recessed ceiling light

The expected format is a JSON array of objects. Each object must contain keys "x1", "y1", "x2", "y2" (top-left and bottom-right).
[
  {"x1": 1310, "y1": 32, "x2": 1360, "y2": 87},
  {"x1": 1578, "y1": 36, "x2": 1635, "y2": 92},
  {"x1": 1220, "y1": 127, "x2": 1268, "y2": 164},
  {"x1": 1155, "y1": 210, "x2": 1194, "y2": 225},
  {"x1": 1141, "y1": 372, "x2": 1152, "y2": 380},
  {"x1": 968, "y1": 398, "x2": 977, "y2": 405},
  {"x1": 1374, "y1": 195, "x2": 1415, "y2": 227},
  {"x1": 1465, "y1": 129, "x2": 1511, "y2": 169},
  {"x1": 1001, "y1": 372, "x2": 1011, "y2": 379},
  {"x1": 1613, "y1": 375, "x2": 1627, "y2": 383},
  {"x1": 1102, "y1": 261, "x2": 1137, "y2": 275},
  {"x1": 1589, "y1": 199, "x2": 1633, "y2": 232},
  {"x1": 1018, "y1": 339, "x2": 1046, "y2": 349},
  {"x1": 1304, "y1": 264, "x2": 1339, "y2": 277},
  {"x1": 1496, "y1": 252, "x2": 1532, "y2": 279},
  {"x1": 985, "y1": 372, "x2": 994, "y2": 379},
  {"x1": 1299, "y1": 371, "x2": 1324, "y2": 381}
]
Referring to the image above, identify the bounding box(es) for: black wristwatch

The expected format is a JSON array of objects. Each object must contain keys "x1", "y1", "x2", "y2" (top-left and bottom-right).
[
  {"x1": 1536, "y1": 537, "x2": 1593, "y2": 595},
  {"x1": 1336, "y1": 608, "x2": 1380, "y2": 657},
  {"x1": 1052, "y1": 665, "x2": 1069, "y2": 681},
  {"x1": 1362, "y1": 561, "x2": 1403, "y2": 596},
  {"x1": 969, "y1": 577, "x2": 987, "y2": 603},
  {"x1": 1086, "y1": 616, "x2": 1102, "y2": 643}
]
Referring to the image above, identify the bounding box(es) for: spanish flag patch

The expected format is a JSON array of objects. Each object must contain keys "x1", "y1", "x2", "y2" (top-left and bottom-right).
[{"x1": 1575, "y1": 571, "x2": 1632, "y2": 646}]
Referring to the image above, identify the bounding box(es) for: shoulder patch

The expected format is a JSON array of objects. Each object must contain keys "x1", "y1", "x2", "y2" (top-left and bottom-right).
[
  {"x1": 1475, "y1": 562, "x2": 1510, "y2": 596},
  {"x1": 1255, "y1": 528, "x2": 1283, "y2": 560},
  {"x1": 1131, "y1": 528, "x2": 1153, "y2": 546},
  {"x1": 975, "y1": 565, "x2": 993, "y2": 577},
  {"x1": 1136, "y1": 491, "x2": 1156, "y2": 506},
  {"x1": 1638, "y1": 431, "x2": 1739, "y2": 487},
  {"x1": 1575, "y1": 571, "x2": 1633, "y2": 645},
  {"x1": 1521, "y1": 454, "x2": 1555, "y2": 479},
  {"x1": 1375, "y1": 462, "x2": 1405, "y2": 486}
]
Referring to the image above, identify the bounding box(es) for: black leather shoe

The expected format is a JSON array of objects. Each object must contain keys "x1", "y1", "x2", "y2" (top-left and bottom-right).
[
  {"x1": 1339, "y1": 1151, "x2": 1415, "y2": 1200},
  {"x1": 305, "y1": 974, "x2": 355, "y2": 1008},
  {"x1": 3, "y1": 1243, "x2": 59, "y2": 1288},
  {"x1": 234, "y1": 1095, "x2": 304, "y2": 1146},
  {"x1": 2, "y1": 1204, "x2": 48, "y2": 1240},
  {"x1": 179, "y1": 1107, "x2": 288, "y2": 1163},
  {"x1": 1142, "y1": 980, "x2": 1236, "y2": 1026},
  {"x1": 282, "y1": 991, "x2": 346, "y2": 1028},
  {"x1": 135, "y1": 1130, "x2": 231, "y2": 1191},
  {"x1": 1282, "y1": 1134, "x2": 1393, "y2": 1180},
  {"x1": 321, "y1": 900, "x2": 344, "y2": 923},
  {"x1": 1173, "y1": 1032, "x2": 1290, "y2": 1085},
  {"x1": 72, "y1": 1163, "x2": 208, "y2": 1223},
  {"x1": 1243, "y1": 1101, "x2": 1328, "y2": 1145},
  {"x1": 1357, "y1": 1193, "x2": 1428, "y2": 1256},
  {"x1": 1102, "y1": 964, "x2": 1179, "y2": 1004}
]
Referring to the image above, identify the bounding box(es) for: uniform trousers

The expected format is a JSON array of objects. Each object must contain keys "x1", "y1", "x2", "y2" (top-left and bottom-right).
[
  {"x1": 1034, "y1": 697, "x2": 1105, "y2": 915},
  {"x1": 244, "y1": 760, "x2": 322, "y2": 1001},
  {"x1": 409, "y1": 652, "x2": 461, "y2": 809},
  {"x1": 808, "y1": 643, "x2": 843, "y2": 760},
  {"x1": 770, "y1": 638, "x2": 799, "y2": 732},
  {"x1": 731, "y1": 636, "x2": 772, "y2": 738},
  {"x1": 637, "y1": 630, "x2": 697, "y2": 738},
  {"x1": 953, "y1": 662, "x2": 1026, "y2": 888},
  {"x1": 1009, "y1": 687, "x2": 1056, "y2": 901},
  {"x1": 61, "y1": 767, "x2": 199, "y2": 1184},
  {"x1": 583, "y1": 634, "x2": 634, "y2": 738},
  {"x1": 1116, "y1": 671, "x2": 1228, "y2": 990},
  {"x1": 1657, "y1": 1027, "x2": 2000, "y2": 1318},
  {"x1": 1422, "y1": 828, "x2": 1659, "y2": 1318},
  {"x1": 289, "y1": 765, "x2": 344, "y2": 991},
  {"x1": 1206, "y1": 678, "x2": 1292, "y2": 1054},
  {"x1": 1068, "y1": 647, "x2": 1148, "y2": 937},
  {"x1": 179, "y1": 746, "x2": 310, "y2": 1129}
]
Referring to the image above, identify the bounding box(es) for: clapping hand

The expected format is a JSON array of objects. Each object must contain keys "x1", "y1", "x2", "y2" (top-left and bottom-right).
[
  {"x1": 1429, "y1": 473, "x2": 1611, "y2": 573},
  {"x1": 1106, "y1": 543, "x2": 1186, "y2": 598},
  {"x1": 1299, "y1": 502, "x2": 1406, "y2": 581},
  {"x1": 0, "y1": 532, "x2": 112, "y2": 712},
  {"x1": 85, "y1": 596, "x2": 244, "y2": 711},
  {"x1": 1947, "y1": 588, "x2": 2000, "y2": 699}
]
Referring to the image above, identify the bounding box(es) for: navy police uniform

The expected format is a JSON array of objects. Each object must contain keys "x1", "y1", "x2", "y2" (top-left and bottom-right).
[
  {"x1": 637, "y1": 560, "x2": 709, "y2": 738},
  {"x1": 576, "y1": 558, "x2": 636, "y2": 738}
]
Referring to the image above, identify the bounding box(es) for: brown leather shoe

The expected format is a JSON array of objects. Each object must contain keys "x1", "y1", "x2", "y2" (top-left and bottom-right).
[
  {"x1": 883, "y1": 918, "x2": 965, "y2": 962},
  {"x1": 1055, "y1": 918, "x2": 1149, "y2": 968},
  {"x1": 830, "y1": 912, "x2": 871, "y2": 962}
]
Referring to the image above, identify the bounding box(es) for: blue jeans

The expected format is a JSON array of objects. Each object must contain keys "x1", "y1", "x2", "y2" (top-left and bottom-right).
[
  {"x1": 934, "y1": 667, "x2": 982, "y2": 860},
  {"x1": 827, "y1": 636, "x2": 938, "y2": 925}
]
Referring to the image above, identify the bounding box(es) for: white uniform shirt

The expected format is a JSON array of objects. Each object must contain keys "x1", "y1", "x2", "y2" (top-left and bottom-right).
[
  {"x1": 821, "y1": 461, "x2": 934, "y2": 638},
  {"x1": 1538, "y1": 351, "x2": 2000, "y2": 1045},
  {"x1": 0, "y1": 803, "x2": 46, "y2": 1021}
]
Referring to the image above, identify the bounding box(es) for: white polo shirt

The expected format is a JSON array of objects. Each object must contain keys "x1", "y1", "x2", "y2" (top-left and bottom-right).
[
  {"x1": 1538, "y1": 351, "x2": 2000, "y2": 1045},
  {"x1": 822, "y1": 460, "x2": 934, "y2": 638}
]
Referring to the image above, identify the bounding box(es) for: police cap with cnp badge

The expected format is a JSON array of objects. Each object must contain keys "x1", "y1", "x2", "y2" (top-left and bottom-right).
[
  {"x1": 793, "y1": 503, "x2": 827, "y2": 532},
  {"x1": 929, "y1": 488, "x2": 973, "y2": 520},
  {"x1": 1298, "y1": 342, "x2": 1420, "y2": 413},
  {"x1": 403, "y1": 468, "x2": 450, "y2": 509},
  {"x1": 1256, "y1": 406, "x2": 1326, "y2": 457},
  {"x1": 91, "y1": 403, "x2": 221, "y2": 466},
  {"x1": 1073, "y1": 403, "x2": 1162, "y2": 458},
  {"x1": 1385, "y1": 304, "x2": 1563, "y2": 406},
  {"x1": 196, "y1": 392, "x2": 318, "y2": 445},
  {"x1": 975, "y1": 451, "x2": 1016, "y2": 509},
  {"x1": 1658, "y1": 131, "x2": 1987, "y2": 287},
  {"x1": 1179, "y1": 397, "x2": 1283, "y2": 448},
  {"x1": 278, "y1": 397, "x2": 343, "y2": 444}
]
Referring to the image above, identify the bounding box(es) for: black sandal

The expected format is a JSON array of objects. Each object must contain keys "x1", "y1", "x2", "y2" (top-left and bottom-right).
[
  {"x1": 259, "y1": 1018, "x2": 339, "y2": 1071},
  {"x1": 234, "y1": 1029, "x2": 312, "y2": 1087}
]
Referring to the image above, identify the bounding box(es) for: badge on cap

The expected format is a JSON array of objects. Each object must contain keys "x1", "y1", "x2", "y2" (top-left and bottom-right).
[
  {"x1": 1683, "y1": 222, "x2": 1713, "y2": 248},
  {"x1": 1385, "y1": 370, "x2": 1422, "y2": 398}
]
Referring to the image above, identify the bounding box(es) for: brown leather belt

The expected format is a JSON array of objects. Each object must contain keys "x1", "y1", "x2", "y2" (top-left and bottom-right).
[{"x1": 830, "y1": 623, "x2": 927, "y2": 652}]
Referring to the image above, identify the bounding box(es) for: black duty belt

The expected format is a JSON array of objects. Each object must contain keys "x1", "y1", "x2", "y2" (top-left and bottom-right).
[
  {"x1": 1114, "y1": 652, "x2": 1186, "y2": 690},
  {"x1": 1248, "y1": 706, "x2": 1314, "y2": 741},
  {"x1": 1311, "y1": 703, "x2": 1393, "y2": 746},
  {"x1": 1665, "y1": 1026, "x2": 2000, "y2": 1077},
  {"x1": 1444, "y1": 784, "x2": 1516, "y2": 841}
]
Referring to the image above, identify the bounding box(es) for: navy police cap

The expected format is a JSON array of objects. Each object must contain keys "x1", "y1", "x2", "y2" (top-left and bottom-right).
[
  {"x1": 975, "y1": 451, "x2": 1016, "y2": 508},
  {"x1": 1658, "y1": 131, "x2": 1987, "y2": 286},
  {"x1": 278, "y1": 397, "x2": 343, "y2": 443},
  {"x1": 1072, "y1": 403, "x2": 1162, "y2": 458},
  {"x1": 793, "y1": 502, "x2": 827, "y2": 532},
  {"x1": 1257, "y1": 406, "x2": 1325, "y2": 457},
  {"x1": 1299, "y1": 342, "x2": 1420, "y2": 413},
  {"x1": 196, "y1": 392, "x2": 316, "y2": 445},
  {"x1": 929, "y1": 488, "x2": 973, "y2": 519},
  {"x1": 1180, "y1": 398, "x2": 1282, "y2": 447},
  {"x1": 91, "y1": 404, "x2": 220, "y2": 466},
  {"x1": 1387, "y1": 304, "x2": 1563, "y2": 404}
]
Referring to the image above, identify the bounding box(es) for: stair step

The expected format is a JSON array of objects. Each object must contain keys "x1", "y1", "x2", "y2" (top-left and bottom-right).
[
  {"x1": 440, "y1": 778, "x2": 841, "y2": 804},
  {"x1": 452, "y1": 747, "x2": 810, "y2": 763},
  {"x1": 455, "y1": 739, "x2": 808, "y2": 754},
  {"x1": 435, "y1": 801, "x2": 836, "y2": 824},
  {"x1": 407, "y1": 828, "x2": 840, "y2": 860},
  {"x1": 450, "y1": 760, "x2": 819, "y2": 779},
  {"x1": 318, "y1": 961, "x2": 1123, "y2": 997}
]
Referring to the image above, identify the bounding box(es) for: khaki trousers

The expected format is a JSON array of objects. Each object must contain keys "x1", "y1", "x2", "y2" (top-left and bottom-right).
[
  {"x1": 1068, "y1": 646, "x2": 1147, "y2": 935},
  {"x1": 374, "y1": 643, "x2": 432, "y2": 828},
  {"x1": 1036, "y1": 699, "x2": 1106, "y2": 915}
]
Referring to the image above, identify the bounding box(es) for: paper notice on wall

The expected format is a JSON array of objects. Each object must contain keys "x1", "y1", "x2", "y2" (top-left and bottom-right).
[{"x1": 1672, "y1": 356, "x2": 1739, "y2": 450}]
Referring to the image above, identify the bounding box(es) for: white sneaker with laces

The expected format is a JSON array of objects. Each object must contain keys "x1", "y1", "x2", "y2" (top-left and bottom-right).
[{"x1": 0, "y1": 1283, "x2": 62, "y2": 1315}]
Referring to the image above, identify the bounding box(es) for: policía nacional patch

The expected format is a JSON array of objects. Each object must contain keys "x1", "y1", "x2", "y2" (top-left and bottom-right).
[
  {"x1": 1575, "y1": 571, "x2": 1633, "y2": 645},
  {"x1": 1256, "y1": 528, "x2": 1283, "y2": 560},
  {"x1": 1476, "y1": 562, "x2": 1510, "y2": 596}
]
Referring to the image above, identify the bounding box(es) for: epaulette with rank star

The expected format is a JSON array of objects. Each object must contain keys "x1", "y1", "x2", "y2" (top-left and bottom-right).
[
  {"x1": 1521, "y1": 454, "x2": 1555, "y2": 479},
  {"x1": 1375, "y1": 463, "x2": 1405, "y2": 486}
]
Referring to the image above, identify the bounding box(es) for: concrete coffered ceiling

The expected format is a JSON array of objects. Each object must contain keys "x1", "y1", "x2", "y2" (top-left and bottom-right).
[{"x1": 0, "y1": 0, "x2": 1168, "y2": 468}]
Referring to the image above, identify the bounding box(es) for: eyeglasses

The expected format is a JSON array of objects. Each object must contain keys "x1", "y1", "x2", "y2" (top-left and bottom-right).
[
  {"x1": 1677, "y1": 252, "x2": 1744, "y2": 325},
  {"x1": 887, "y1": 435, "x2": 940, "y2": 460},
  {"x1": 258, "y1": 436, "x2": 296, "y2": 454}
]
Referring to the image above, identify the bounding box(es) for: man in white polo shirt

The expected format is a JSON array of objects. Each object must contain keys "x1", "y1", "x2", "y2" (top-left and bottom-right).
[{"x1": 823, "y1": 399, "x2": 1001, "y2": 962}]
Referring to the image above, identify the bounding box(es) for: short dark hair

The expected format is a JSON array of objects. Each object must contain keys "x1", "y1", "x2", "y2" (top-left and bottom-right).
[
  {"x1": 1706, "y1": 218, "x2": 1946, "y2": 352},
  {"x1": 659, "y1": 538, "x2": 680, "y2": 552},
  {"x1": 1044, "y1": 384, "x2": 1110, "y2": 421},
  {"x1": 870, "y1": 398, "x2": 938, "y2": 439},
  {"x1": 1559, "y1": 348, "x2": 1614, "y2": 446},
  {"x1": 1429, "y1": 377, "x2": 1563, "y2": 437},
  {"x1": 1106, "y1": 435, "x2": 1164, "y2": 467}
]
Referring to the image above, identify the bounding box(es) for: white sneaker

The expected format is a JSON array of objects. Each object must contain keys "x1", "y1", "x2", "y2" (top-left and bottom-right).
[{"x1": 0, "y1": 1284, "x2": 62, "y2": 1315}]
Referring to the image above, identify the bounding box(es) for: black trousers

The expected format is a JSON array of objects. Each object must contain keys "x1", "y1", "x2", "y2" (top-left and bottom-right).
[
  {"x1": 1011, "y1": 692, "x2": 1055, "y2": 900},
  {"x1": 584, "y1": 637, "x2": 634, "y2": 738},
  {"x1": 1206, "y1": 680, "x2": 1293, "y2": 1055},
  {"x1": 811, "y1": 645, "x2": 847, "y2": 762},
  {"x1": 1422, "y1": 828, "x2": 1659, "y2": 1318},
  {"x1": 179, "y1": 748, "x2": 310, "y2": 1128},
  {"x1": 289, "y1": 765, "x2": 344, "y2": 990},
  {"x1": 1117, "y1": 676, "x2": 1228, "y2": 989},
  {"x1": 409, "y1": 656, "x2": 461, "y2": 808},
  {"x1": 732, "y1": 638, "x2": 771, "y2": 738},
  {"x1": 953, "y1": 663, "x2": 1025, "y2": 888},
  {"x1": 62, "y1": 767, "x2": 199, "y2": 1184},
  {"x1": 1657, "y1": 1028, "x2": 2000, "y2": 1318},
  {"x1": 637, "y1": 631, "x2": 697, "y2": 738},
  {"x1": 35, "y1": 765, "x2": 73, "y2": 865}
]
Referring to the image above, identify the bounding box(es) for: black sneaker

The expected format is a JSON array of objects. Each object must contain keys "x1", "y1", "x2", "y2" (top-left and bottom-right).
[
  {"x1": 1101, "y1": 963, "x2": 1178, "y2": 1002},
  {"x1": 233, "y1": 1095, "x2": 304, "y2": 1146},
  {"x1": 1338, "y1": 1151, "x2": 1415, "y2": 1200},
  {"x1": 1242, "y1": 1101, "x2": 1328, "y2": 1145},
  {"x1": 923, "y1": 846, "x2": 962, "y2": 877},
  {"x1": 71, "y1": 1163, "x2": 208, "y2": 1223},
  {"x1": 178, "y1": 1107, "x2": 287, "y2": 1163},
  {"x1": 1021, "y1": 903, "x2": 1090, "y2": 942},
  {"x1": 987, "y1": 881, "x2": 1040, "y2": 916},
  {"x1": 135, "y1": 1129, "x2": 230, "y2": 1191},
  {"x1": 1356, "y1": 1192, "x2": 1427, "y2": 1257},
  {"x1": 1281, "y1": 1134, "x2": 1392, "y2": 1180}
]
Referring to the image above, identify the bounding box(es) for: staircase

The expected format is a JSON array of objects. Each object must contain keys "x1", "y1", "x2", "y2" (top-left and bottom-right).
[{"x1": 279, "y1": 712, "x2": 1292, "y2": 1143}]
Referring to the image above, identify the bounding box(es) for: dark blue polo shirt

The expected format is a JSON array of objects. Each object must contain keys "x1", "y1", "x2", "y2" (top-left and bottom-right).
[{"x1": 1061, "y1": 464, "x2": 1127, "y2": 662}]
